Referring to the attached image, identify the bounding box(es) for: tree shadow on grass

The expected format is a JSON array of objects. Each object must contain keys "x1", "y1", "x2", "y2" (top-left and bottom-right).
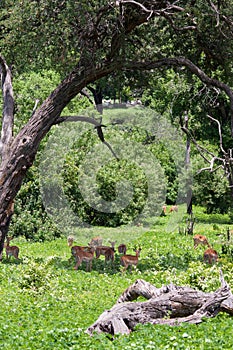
[
  {"x1": 1, "y1": 257, "x2": 22, "y2": 265},
  {"x1": 138, "y1": 252, "x2": 203, "y2": 273},
  {"x1": 1, "y1": 252, "x2": 207, "y2": 275}
]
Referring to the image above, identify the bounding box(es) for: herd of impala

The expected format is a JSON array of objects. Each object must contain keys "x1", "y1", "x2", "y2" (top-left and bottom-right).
[
  {"x1": 67, "y1": 235, "x2": 141, "y2": 273},
  {"x1": 1, "y1": 217, "x2": 220, "y2": 272}
]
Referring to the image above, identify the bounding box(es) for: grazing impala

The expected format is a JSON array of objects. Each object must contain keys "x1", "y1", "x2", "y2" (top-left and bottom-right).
[
  {"x1": 118, "y1": 244, "x2": 127, "y2": 255},
  {"x1": 95, "y1": 241, "x2": 116, "y2": 263},
  {"x1": 5, "y1": 237, "x2": 19, "y2": 260},
  {"x1": 203, "y1": 248, "x2": 218, "y2": 264},
  {"x1": 73, "y1": 247, "x2": 95, "y2": 271},
  {"x1": 120, "y1": 248, "x2": 141, "y2": 273},
  {"x1": 89, "y1": 236, "x2": 103, "y2": 248},
  {"x1": 193, "y1": 234, "x2": 211, "y2": 249},
  {"x1": 169, "y1": 205, "x2": 178, "y2": 213},
  {"x1": 71, "y1": 245, "x2": 93, "y2": 257}
]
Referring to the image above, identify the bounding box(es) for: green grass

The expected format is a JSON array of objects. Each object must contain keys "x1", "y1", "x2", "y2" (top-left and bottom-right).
[{"x1": 1, "y1": 207, "x2": 233, "y2": 349}]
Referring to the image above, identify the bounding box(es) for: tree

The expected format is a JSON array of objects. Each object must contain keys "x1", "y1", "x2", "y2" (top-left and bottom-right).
[{"x1": 1, "y1": 1, "x2": 233, "y2": 255}]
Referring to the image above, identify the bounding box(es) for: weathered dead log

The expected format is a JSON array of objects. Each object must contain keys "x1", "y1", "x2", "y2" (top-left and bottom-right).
[{"x1": 86, "y1": 271, "x2": 233, "y2": 336}]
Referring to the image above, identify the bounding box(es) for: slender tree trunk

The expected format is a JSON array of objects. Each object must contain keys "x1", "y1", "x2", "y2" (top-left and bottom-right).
[
  {"x1": 184, "y1": 111, "x2": 193, "y2": 215},
  {"x1": 88, "y1": 84, "x2": 103, "y2": 115}
]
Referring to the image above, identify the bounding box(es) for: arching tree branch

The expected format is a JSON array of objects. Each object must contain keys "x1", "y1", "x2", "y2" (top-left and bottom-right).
[{"x1": 124, "y1": 57, "x2": 233, "y2": 136}]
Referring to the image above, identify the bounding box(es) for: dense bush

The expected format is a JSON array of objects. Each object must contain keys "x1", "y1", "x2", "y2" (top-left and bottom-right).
[{"x1": 62, "y1": 127, "x2": 166, "y2": 227}]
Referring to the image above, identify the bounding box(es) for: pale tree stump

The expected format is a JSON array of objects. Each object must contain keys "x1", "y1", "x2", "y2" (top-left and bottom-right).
[{"x1": 86, "y1": 271, "x2": 233, "y2": 336}]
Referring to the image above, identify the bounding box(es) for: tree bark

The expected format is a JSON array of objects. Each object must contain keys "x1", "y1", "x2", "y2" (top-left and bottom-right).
[{"x1": 86, "y1": 275, "x2": 233, "y2": 336}]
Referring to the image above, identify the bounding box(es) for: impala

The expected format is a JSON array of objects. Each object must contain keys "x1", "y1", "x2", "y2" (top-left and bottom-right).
[
  {"x1": 95, "y1": 241, "x2": 116, "y2": 262},
  {"x1": 118, "y1": 244, "x2": 127, "y2": 255},
  {"x1": 169, "y1": 205, "x2": 178, "y2": 213},
  {"x1": 120, "y1": 248, "x2": 141, "y2": 273},
  {"x1": 89, "y1": 236, "x2": 103, "y2": 248},
  {"x1": 104, "y1": 247, "x2": 115, "y2": 263},
  {"x1": 5, "y1": 237, "x2": 19, "y2": 260},
  {"x1": 203, "y1": 248, "x2": 218, "y2": 264},
  {"x1": 71, "y1": 245, "x2": 93, "y2": 257},
  {"x1": 67, "y1": 236, "x2": 74, "y2": 247},
  {"x1": 193, "y1": 234, "x2": 211, "y2": 249},
  {"x1": 73, "y1": 247, "x2": 95, "y2": 271},
  {"x1": 162, "y1": 205, "x2": 167, "y2": 215}
]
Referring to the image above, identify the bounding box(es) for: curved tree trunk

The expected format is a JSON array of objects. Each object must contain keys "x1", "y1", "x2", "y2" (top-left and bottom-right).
[
  {"x1": 86, "y1": 274, "x2": 233, "y2": 336},
  {"x1": 0, "y1": 58, "x2": 121, "y2": 253}
]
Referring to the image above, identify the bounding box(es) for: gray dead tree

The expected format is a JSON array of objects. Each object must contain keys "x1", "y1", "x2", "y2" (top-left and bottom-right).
[{"x1": 86, "y1": 272, "x2": 233, "y2": 336}]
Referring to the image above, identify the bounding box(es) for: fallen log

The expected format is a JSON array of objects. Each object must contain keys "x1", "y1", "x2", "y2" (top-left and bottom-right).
[{"x1": 86, "y1": 270, "x2": 233, "y2": 336}]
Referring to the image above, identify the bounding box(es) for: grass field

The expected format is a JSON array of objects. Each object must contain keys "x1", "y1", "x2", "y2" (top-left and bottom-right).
[{"x1": 0, "y1": 206, "x2": 233, "y2": 349}]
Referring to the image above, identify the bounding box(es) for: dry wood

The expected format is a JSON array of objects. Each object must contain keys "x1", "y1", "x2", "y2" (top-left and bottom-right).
[{"x1": 86, "y1": 271, "x2": 233, "y2": 336}]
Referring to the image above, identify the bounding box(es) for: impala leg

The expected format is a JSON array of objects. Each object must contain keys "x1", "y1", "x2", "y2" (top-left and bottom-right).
[{"x1": 74, "y1": 257, "x2": 81, "y2": 270}]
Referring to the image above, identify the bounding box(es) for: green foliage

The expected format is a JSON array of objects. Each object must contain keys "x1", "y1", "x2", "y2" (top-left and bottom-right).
[
  {"x1": 9, "y1": 165, "x2": 61, "y2": 241},
  {"x1": 13, "y1": 70, "x2": 61, "y2": 129},
  {"x1": 62, "y1": 127, "x2": 165, "y2": 227},
  {"x1": 17, "y1": 257, "x2": 55, "y2": 294},
  {"x1": 1, "y1": 211, "x2": 233, "y2": 348},
  {"x1": 13, "y1": 69, "x2": 91, "y2": 131}
]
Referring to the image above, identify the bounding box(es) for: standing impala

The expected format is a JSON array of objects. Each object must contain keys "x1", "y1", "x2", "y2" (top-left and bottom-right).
[
  {"x1": 5, "y1": 237, "x2": 20, "y2": 260},
  {"x1": 67, "y1": 236, "x2": 74, "y2": 247},
  {"x1": 104, "y1": 247, "x2": 115, "y2": 263},
  {"x1": 71, "y1": 245, "x2": 93, "y2": 257},
  {"x1": 193, "y1": 234, "x2": 211, "y2": 249},
  {"x1": 120, "y1": 248, "x2": 141, "y2": 273},
  {"x1": 67, "y1": 236, "x2": 92, "y2": 262},
  {"x1": 73, "y1": 247, "x2": 95, "y2": 271},
  {"x1": 203, "y1": 248, "x2": 218, "y2": 264}
]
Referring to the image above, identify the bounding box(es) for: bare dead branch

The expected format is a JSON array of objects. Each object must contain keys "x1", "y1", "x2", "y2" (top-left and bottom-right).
[
  {"x1": 86, "y1": 275, "x2": 233, "y2": 336},
  {"x1": 208, "y1": 0, "x2": 220, "y2": 27},
  {"x1": 54, "y1": 115, "x2": 101, "y2": 126},
  {"x1": 80, "y1": 89, "x2": 94, "y2": 105},
  {"x1": 30, "y1": 99, "x2": 40, "y2": 118},
  {"x1": 207, "y1": 114, "x2": 226, "y2": 155},
  {"x1": 0, "y1": 55, "x2": 14, "y2": 161},
  {"x1": 181, "y1": 126, "x2": 216, "y2": 161},
  {"x1": 162, "y1": 12, "x2": 196, "y2": 31},
  {"x1": 53, "y1": 115, "x2": 119, "y2": 160},
  {"x1": 196, "y1": 165, "x2": 223, "y2": 175},
  {"x1": 120, "y1": 0, "x2": 154, "y2": 19}
]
